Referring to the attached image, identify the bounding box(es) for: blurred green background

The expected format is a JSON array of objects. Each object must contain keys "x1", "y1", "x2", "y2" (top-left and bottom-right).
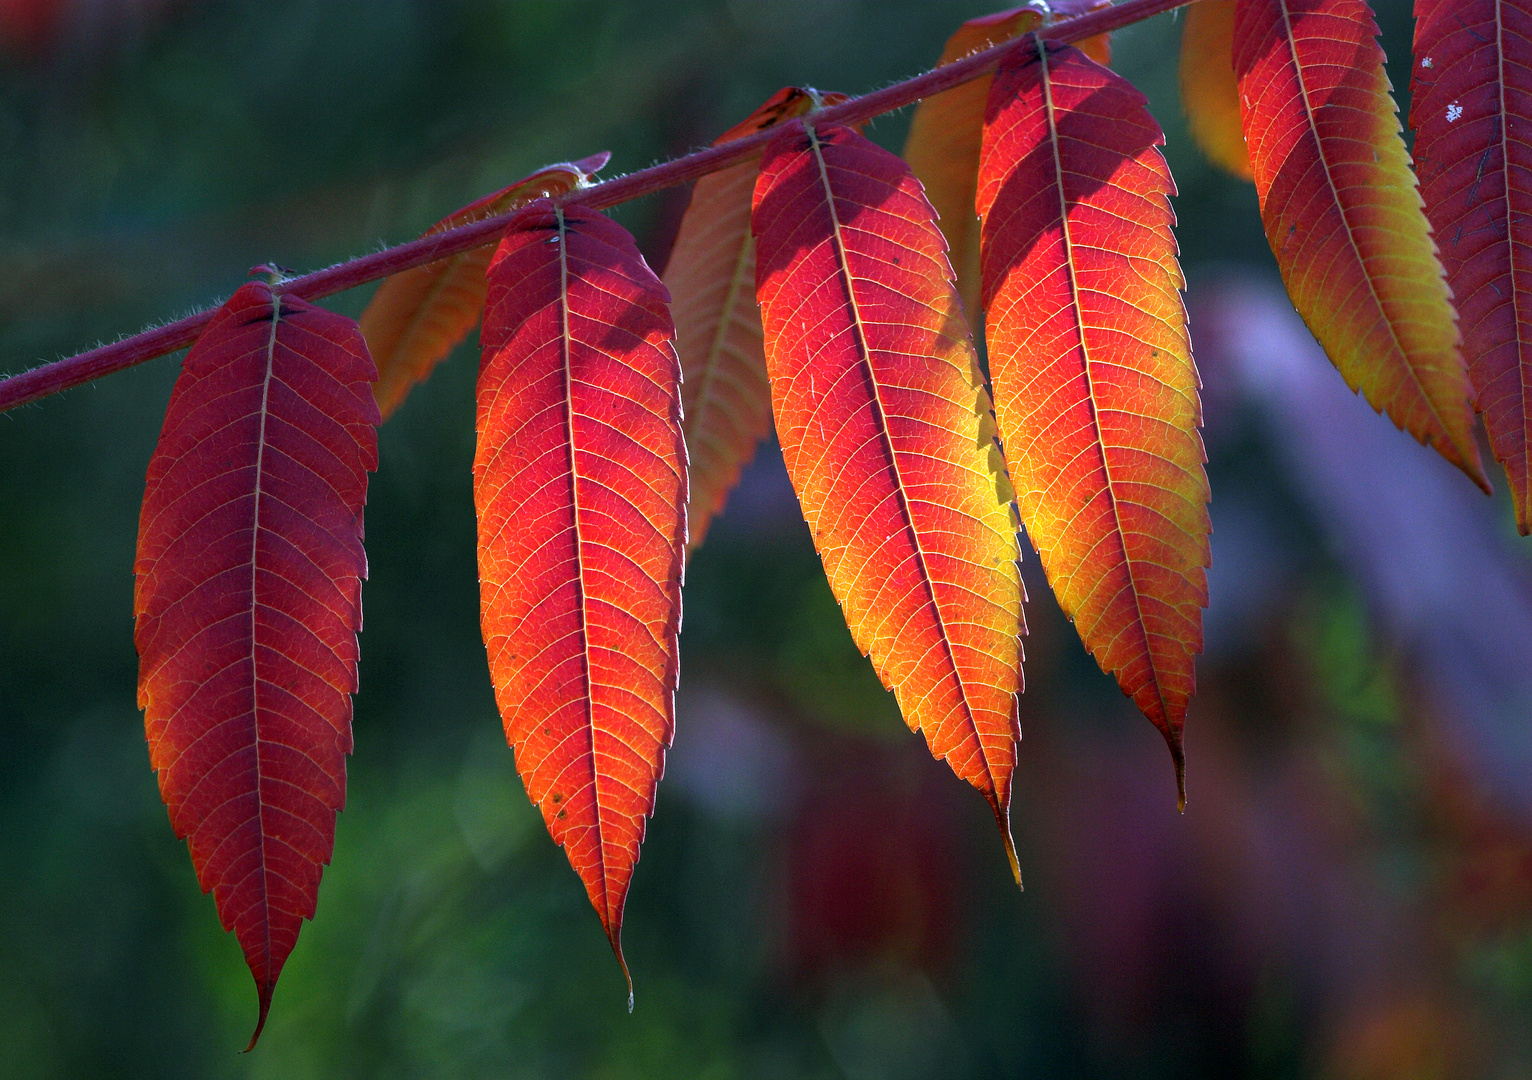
[{"x1": 4, "y1": 2, "x2": 1532, "y2": 1077}]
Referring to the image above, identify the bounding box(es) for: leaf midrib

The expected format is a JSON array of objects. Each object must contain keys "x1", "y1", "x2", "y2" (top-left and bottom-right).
[
  {"x1": 805, "y1": 123, "x2": 1000, "y2": 797},
  {"x1": 686, "y1": 173, "x2": 758, "y2": 486},
  {"x1": 1495, "y1": 0, "x2": 1531, "y2": 501},
  {"x1": 556, "y1": 206, "x2": 611, "y2": 923},
  {"x1": 250, "y1": 289, "x2": 279, "y2": 984},
  {"x1": 1275, "y1": 0, "x2": 1459, "y2": 450},
  {"x1": 1034, "y1": 37, "x2": 1170, "y2": 724}
]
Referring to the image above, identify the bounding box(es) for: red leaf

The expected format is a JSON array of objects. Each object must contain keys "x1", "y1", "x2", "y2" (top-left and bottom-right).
[
  {"x1": 134, "y1": 279, "x2": 380, "y2": 1048},
  {"x1": 903, "y1": 3, "x2": 1110, "y2": 322},
  {"x1": 978, "y1": 41, "x2": 1210, "y2": 798},
  {"x1": 666, "y1": 88, "x2": 845, "y2": 551},
  {"x1": 1234, "y1": 0, "x2": 1487, "y2": 490},
  {"x1": 475, "y1": 201, "x2": 686, "y2": 993},
  {"x1": 752, "y1": 123, "x2": 1026, "y2": 880},
  {"x1": 1412, "y1": 0, "x2": 1532, "y2": 531},
  {"x1": 359, "y1": 152, "x2": 610, "y2": 419}
]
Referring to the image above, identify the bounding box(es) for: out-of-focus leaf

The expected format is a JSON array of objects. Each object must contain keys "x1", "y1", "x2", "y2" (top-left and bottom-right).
[
  {"x1": 360, "y1": 152, "x2": 610, "y2": 419},
  {"x1": 475, "y1": 201, "x2": 686, "y2": 996},
  {"x1": 752, "y1": 122, "x2": 1026, "y2": 880},
  {"x1": 134, "y1": 278, "x2": 380, "y2": 1048},
  {"x1": 1053, "y1": 0, "x2": 1113, "y2": 66},
  {"x1": 1412, "y1": 0, "x2": 1532, "y2": 531},
  {"x1": 1180, "y1": 0, "x2": 1253, "y2": 180},
  {"x1": 666, "y1": 88, "x2": 846, "y2": 552},
  {"x1": 1233, "y1": 0, "x2": 1487, "y2": 490},
  {"x1": 978, "y1": 40, "x2": 1210, "y2": 796},
  {"x1": 903, "y1": 2, "x2": 1109, "y2": 322}
]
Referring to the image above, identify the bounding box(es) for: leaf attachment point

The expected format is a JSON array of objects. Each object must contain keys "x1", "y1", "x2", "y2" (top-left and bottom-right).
[
  {"x1": 904, "y1": 2, "x2": 1111, "y2": 324},
  {"x1": 666, "y1": 87, "x2": 847, "y2": 552},
  {"x1": 360, "y1": 152, "x2": 611, "y2": 419}
]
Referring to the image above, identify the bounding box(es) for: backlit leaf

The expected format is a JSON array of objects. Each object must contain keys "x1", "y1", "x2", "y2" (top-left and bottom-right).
[
  {"x1": 666, "y1": 88, "x2": 845, "y2": 552},
  {"x1": 1180, "y1": 0, "x2": 1253, "y2": 180},
  {"x1": 904, "y1": 2, "x2": 1110, "y2": 322},
  {"x1": 134, "y1": 279, "x2": 380, "y2": 1048},
  {"x1": 978, "y1": 40, "x2": 1210, "y2": 796},
  {"x1": 1412, "y1": 0, "x2": 1532, "y2": 531},
  {"x1": 1233, "y1": 0, "x2": 1488, "y2": 489},
  {"x1": 360, "y1": 152, "x2": 610, "y2": 419},
  {"x1": 752, "y1": 122, "x2": 1025, "y2": 880},
  {"x1": 475, "y1": 201, "x2": 686, "y2": 994}
]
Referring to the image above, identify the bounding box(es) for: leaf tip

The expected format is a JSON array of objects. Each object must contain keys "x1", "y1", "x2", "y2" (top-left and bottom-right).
[
  {"x1": 241, "y1": 980, "x2": 274, "y2": 1053},
  {"x1": 1443, "y1": 414, "x2": 1493, "y2": 497},
  {"x1": 1466, "y1": 454, "x2": 1494, "y2": 498},
  {"x1": 989, "y1": 795, "x2": 1023, "y2": 891},
  {"x1": 1165, "y1": 726, "x2": 1187, "y2": 814},
  {"x1": 607, "y1": 920, "x2": 635, "y2": 1013}
]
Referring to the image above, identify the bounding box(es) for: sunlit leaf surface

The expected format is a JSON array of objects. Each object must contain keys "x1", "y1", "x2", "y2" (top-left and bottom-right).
[
  {"x1": 753, "y1": 122, "x2": 1025, "y2": 879},
  {"x1": 1234, "y1": 0, "x2": 1486, "y2": 489},
  {"x1": 475, "y1": 201, "x2": 686, "y2": 993},
  {"x1": 979, "y1": 41, "x2": 1209, "y2": 796}
]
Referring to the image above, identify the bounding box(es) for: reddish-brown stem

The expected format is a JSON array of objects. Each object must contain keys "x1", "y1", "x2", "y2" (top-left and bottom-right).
[{"x1": 0, "y1": 0, "x2": 1191, "y2": 413}]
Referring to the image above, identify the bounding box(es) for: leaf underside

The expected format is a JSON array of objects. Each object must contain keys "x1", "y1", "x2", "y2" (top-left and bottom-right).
[
  {"x1": 752, "y1": 122, "x2": 1025, "y2": 880},
  {"x1": 1180, "y1": 0, "x2": 1253, "y2": 180},
  {"x1": 1412, "y1": 0, "x2": 1532, "y2": 530},
  {"x1": 978, "y1": 41, "x2": 1210, "y2": 794},
  {"x1": 903, "y1": 2, "x2": 1110, "y2": 323},
  {"x1": 666, "y1": 88, "x2": 844, "y2": 552},
  {"x1": 360, "y1": 152, "x2": 609, "y2": 420},
  {"x1": 134, "y1": 281, "x2": 380, "y2": 1049},
  {"x1": 1233, "y1": 0, "x2": 1487, "y2": 489},
  {"x1": 475, "y1": 201, "x2": 686, "y2": 992}
]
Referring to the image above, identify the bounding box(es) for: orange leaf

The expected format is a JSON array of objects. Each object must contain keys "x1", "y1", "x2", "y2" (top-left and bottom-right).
[
  {"x1": 1412, "y1": 0, "x2": 1532, "y2": 531},
  {"x1": 360, "y1": 152, "x2": 610, "y2": 419},
  {"x1": 475, "y1": 201, "x2": 686, "y2": 996},
  {"x1": 1058, "y1": 0, "x2": 1114, "y2": 68},
  {"x1": 1233, "y1": 0, "x2": 1488, "y2": 490},
  {"x1": 666, "y1": 88, "x2": 845, "y2": 552},
  {"x1": 1180, "y1": 0, "x2": 1253, "y2": 180},
  {"x1": 978, "y1": 40, "x2": 1210, "y2": 795},
  {"x1": 753, "y1": 122, "x2": 1025, "y2": 880},
  {"x1": 904, "y1": 3, "x2": 1110, "y2": 323},
  {"x1": 134, "y1": 279, "x2": 380, "y2": 1047}
]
